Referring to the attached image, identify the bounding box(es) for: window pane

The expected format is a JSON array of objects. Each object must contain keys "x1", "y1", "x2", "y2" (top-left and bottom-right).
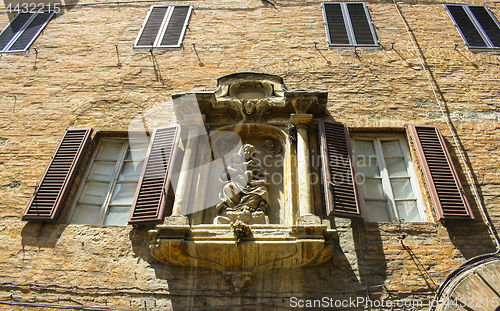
[
  {"x1": 118, "y1": 161, "x2": 144, "y2": 181},
  {"x1": 71, "y1": 204, "x2": 101, "y2": 225},
  {"x1": 88, "y1": 161, "x2": 117, "y2": 181},
  {"x1": 126, "y1": 141, "x2": 150, "y2": 161},
  {"x1": 362, "y1": 178, "x2": 385, "y2": 200},
  {"x1": 381, "y1": 140, "x2": 403, "y2": 158},
  {"x1": 391, "y1": 178, "x2": 415, "y2": 200},
  {"x1": 79, "y1": 182, "x2": 109, "y2": 205},
  {"x1": 385, "y1": 158, "x2": 408, "y2": 177},
  {"x1": 396, "y1": 201, "x2": 421, "y2": 222},
  {"x1": 96, "y1": 141, "x2": 123, "y2": 160},
  {"x1": 104, "y1": 205, "x2": 130, "y2": 226},
  {"x1": 355, "y1": 140, "x2": 376, "y2": 157},
  {"x1": 365, "y1": 200, "x2": 391, "y2": 222},
  {"x1": 110, "y1": 183, "x2": 138, "y2": 205}
]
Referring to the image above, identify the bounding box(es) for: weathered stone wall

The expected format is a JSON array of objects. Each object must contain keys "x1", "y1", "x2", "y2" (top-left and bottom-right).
[{"x1": 0, "y1": 0, "x2": 499, "y2": 309}]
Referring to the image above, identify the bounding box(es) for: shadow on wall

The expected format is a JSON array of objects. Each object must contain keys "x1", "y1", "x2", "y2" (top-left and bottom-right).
[
  {"x1": 21, "y1": 222, "x2": 68, "y2": 248},
  {"x1": 129, "y1": 225, "x2": 366, "y2": 310}
]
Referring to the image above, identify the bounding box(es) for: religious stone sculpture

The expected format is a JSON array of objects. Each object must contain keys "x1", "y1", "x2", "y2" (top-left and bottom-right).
[{"x1": 215, "y1": 144, "x2": 270, "y2": 224}]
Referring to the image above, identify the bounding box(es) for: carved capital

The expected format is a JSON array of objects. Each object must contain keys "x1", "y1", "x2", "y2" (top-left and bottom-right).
[
  {"x1": 291, "y1": 98, "x2": 315, "y2": 114},
  {"x1": 290, "y1": 114, "x2": 313, "y2": 127},
  {"x1": 224, "y1": 272, "x2": 252, "y2": 293}
]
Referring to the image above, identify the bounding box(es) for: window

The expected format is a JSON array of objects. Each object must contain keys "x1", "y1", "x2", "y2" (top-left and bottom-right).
[
  {"x1": 68, "y1": 138, "x2": 149, "y2": 226},
  {"x1": 0, "y1": 11, "x2": 55, "y2": 54},
  {"x1": 445, "y1": 4, "x2": 500, "y2": 49},
  {"x1": 133, "y1": 5, "x2": 193, "y2": 50},
  {"x1": 23, "y1": 126, "x2": 181, "y2": 225},
  {"x1": 351, "y1": 135, "x2": 426, "y2": 222},
  {"x1": 321, "y1": 2, "x2": 378, "y2": 47}
]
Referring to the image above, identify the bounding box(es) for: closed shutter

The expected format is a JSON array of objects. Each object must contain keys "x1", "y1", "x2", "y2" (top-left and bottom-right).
[
  {"x1": 129, "y1": 125, "x2": 180, "y2": 224},
  {"x1": 134, "y1": 5, "x2": 192, "y2": 49},
  {"x1": 323, "y1": 3, "x2": 350, "y2": 45},
  {"x1": 409, "y1": 125, "x2": 474, "y2": 221},
  {"x1": 446, "y1": 5, "x2": 488, "y2": 48},
  {"x1": 319, "y1": 120, "x2": 362, "y2": 218},
  {"x1": 346, "y1": 3, "x2": 376, "y2": 46},
  {"x1": 6, "y1": 11, "x2": 54, "y2": 53},
  {"x1": 159, "y1": 6, "x2": 192, "y2": 47},
  {"x1": 22, "y1": 128, "x2": 93, "y2": 221},
  {"x1": 469, "y1": 6, "x2": 500, "y2": 47}
]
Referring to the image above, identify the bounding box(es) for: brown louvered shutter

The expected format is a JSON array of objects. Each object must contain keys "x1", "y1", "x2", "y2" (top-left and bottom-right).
[
  {"x1": 319, "y1": 120, "x2": 362, "y2": 218},
  {"x1": 159, "y1": 6, "x2": 192, "y2": 47},
  {"x1": 409, "y1": 125, "x2": 474, "y2": 221},
  {"x1": 22, "y1": 128, "x2": 93, "y2": 221},
  {"x1": 129, "y1": 125, "x2": 180, "y2": 224}
]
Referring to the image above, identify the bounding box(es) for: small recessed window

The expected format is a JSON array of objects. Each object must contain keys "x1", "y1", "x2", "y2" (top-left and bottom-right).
[
  {"x1": 133, "y1": 5, "x2": 193, "y2": 50},
  {"x1": 445, "y1": 4, "x2": 500, "y2": 49},
  {"x1": 351, "y1": 135, "x2": 426, "y2": 222},
  {"x1": 321, "y1": 2, "x2": 378, "y2": 47},
  {"x1": 0, "y1": 11, "x2": 55, "y2": 54},
  {"x1": 69, "y1": 138, "x2": 149, "y2": 226}
]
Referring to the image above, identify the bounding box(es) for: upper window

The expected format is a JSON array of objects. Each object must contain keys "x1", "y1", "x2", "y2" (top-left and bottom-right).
[
  {"x1": 68, "y1": 138, "x2": 149, "y2": 226},
  {"x1": 0, "y1": 11, "x2": 54, "y2": 54},
  {"x1": 445, "y1": 4, "x2": 500, "y2": 49},
  {"x1": 133, "y1": 5, "x2": 193, "y2": 50},
  {"x1": 321, "y1": 2, "x2": 378, "y2": 47},
  {"x1": 351, "y1": 135, "x2": 426, "y2": 222}
]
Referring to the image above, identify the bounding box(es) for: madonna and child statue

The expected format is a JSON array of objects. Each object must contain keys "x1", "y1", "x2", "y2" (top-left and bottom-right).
[{"x1": 215, "y1": 144, "x2": 270, "y2": 224}]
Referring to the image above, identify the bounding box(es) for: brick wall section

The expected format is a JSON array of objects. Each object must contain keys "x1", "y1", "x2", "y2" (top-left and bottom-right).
[{"x1": 0, "y1": 0, "x2": 499, "y2": 309}]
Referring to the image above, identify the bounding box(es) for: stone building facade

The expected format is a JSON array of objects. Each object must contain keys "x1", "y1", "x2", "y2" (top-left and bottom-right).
[{"x1": 0, "y1": 0, "x2": 499, "y2": 309}]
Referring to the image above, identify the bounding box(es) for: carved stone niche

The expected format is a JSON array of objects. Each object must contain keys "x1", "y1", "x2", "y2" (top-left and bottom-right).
[{"x1": 151, "y1": 72, "x2": 334, "y2": 293}]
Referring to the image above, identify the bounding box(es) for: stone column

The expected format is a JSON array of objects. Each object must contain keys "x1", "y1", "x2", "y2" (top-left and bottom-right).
[{"x1": 165, "y1": 115, "x2": 204, "y2": 225}]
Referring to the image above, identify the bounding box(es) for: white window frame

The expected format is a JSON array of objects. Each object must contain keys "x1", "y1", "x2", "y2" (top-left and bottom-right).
[
  {"x1": 68, "y1": 138, "x2": 142, "y2": 226},
  {"x1": 351, "y1": 134, "x2": 427, "y2": 222},
  {"x1": 133, "y1": 5, "x2": 193, "y2": 50},
  {"x1": 444, "y1": 4, "x2": 500, "y2": 50},
  {"x1": 0, "y1": 11, "x2": 54, "y2": 54},
  {"x1": 321, "y1": 2, "x2": 378, "y2": 47}
]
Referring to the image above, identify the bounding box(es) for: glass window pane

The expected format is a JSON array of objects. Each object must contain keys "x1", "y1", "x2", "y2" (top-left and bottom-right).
[
  {"x1": 362, "y1": 178, "x2": 385, "y2": 200},
  {"x1": 391, "y1": 178, "x2": 415, "y2": 200},
  {"x1": 88, "y1": 161, "x2": 117, "y2": 181},
  {"x1": 365, "y1": 200, "x2": 391, "y2": 222},
  {"x1": 396, "y1": 201, "x2": 422, "y2": 222},
  {"x1": 355, "y1": 139, "x2": 376, "y2": 157},
  {"x1": 71, "y1": 204, "x2": 101, "y2": 225},
  {"x1": 110, "y1": 183, "x2": 138, "y2": 205},
  {"x1": 381, "y1": 140, "x2": 403, "y2": 158},
  {"x1": 79, "y1": 182, "x2": 109, "y2": 205},
  {"x1": 96, "y1": 141, "x2": 123, "y2": 160},
  {"x1": 104, "y1": 205, "x2": 130, "y2": 226},
  {"x1": 126, "y1": 141, "x2": 150, "y2": 161},
  {"x1": 118, "y1": 161, "x2": 144, "y2": 181},
  {"x1": 356, "y1": 156, "x2": 380, "y2": 178},
  {"x1": 385, "y1": 158, "x2": 408, "y2": 177}
]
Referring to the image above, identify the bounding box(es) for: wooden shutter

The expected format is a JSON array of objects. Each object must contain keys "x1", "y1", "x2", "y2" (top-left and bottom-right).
[
  {"x1": 135, "y1": 6, "x2": 169, "y2": 48},
  {"x1": 159, "y1": 6, "x2": 192, "y2": 47},
  {"x1": 346, "y1": 3, "x2": 376, "y2": 46},
  {"x1": 409, "y1": 125, "x2": 474, "y2": 221},
  {"x1": 6, "y1": 11, "x2": 55, "y2": 53},
  {"x1": 445, "y1": 5, "x2": 488, "y2": 48},
  {"x1": 0, "y1": 13, "x2": 34, "y2": 52},
  {"x1": 319, "y1": 120, "x2": 362, "y2": 218},
  {"x1": 469, "y1": 6, "x2": 500, "y2": 47},
  {"x1": 22, "y1": 128, "x2": 93, "y2": 221},
  {"x1": 129, "y1": 125, "x2": 180, "y2": 224},
  {"x1": 323, "y1": 3, "x2": 350, "y2": 46}
]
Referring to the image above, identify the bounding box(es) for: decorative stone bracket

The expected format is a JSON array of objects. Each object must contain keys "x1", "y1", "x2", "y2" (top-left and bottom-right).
[{"x1": 149, "y1": 223, "x2": 336, "y2": 292}]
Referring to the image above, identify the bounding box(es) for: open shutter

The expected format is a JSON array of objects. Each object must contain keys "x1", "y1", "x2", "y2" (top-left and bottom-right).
[
  {"x1": 445, "y1": 5, "x2": 489, "y2": 48},
  {"x1": 319, "y1": 120, "x2": 362, "y2": 218},
  {"x1": 409, "y1": 125, "x2": 474, "y2": 221},
  {"x1": 158, "y1": 6, "x2": 192, "y2": 47},
  {"x1": 23, "y1": 128, "x2": 93, "y2": 221},
  {"x1": 129, "y1": 125, "x2": 180, "y2": 224}
]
